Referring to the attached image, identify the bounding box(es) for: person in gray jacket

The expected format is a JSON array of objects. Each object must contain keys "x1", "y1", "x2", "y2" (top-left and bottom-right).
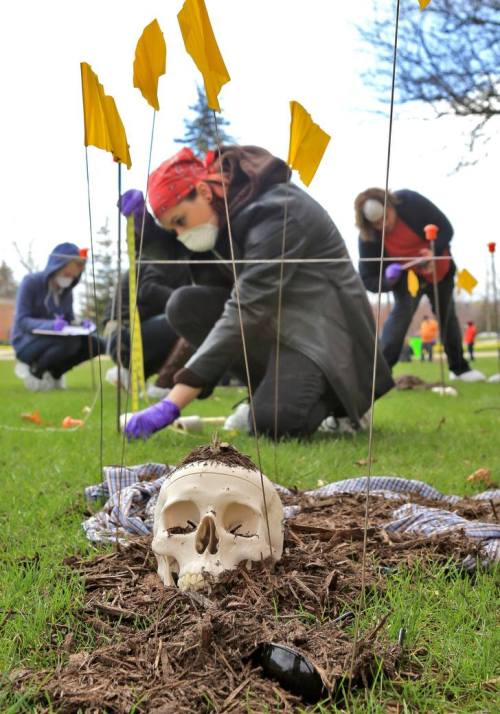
[{"x1": 125, "y1": 145, "x2": 393, "y2": 440}]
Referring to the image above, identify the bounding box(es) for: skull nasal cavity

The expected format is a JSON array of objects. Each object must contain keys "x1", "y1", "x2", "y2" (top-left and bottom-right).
[{"x1": 195, "y1": 515, "x2": 219, "y2": 555}]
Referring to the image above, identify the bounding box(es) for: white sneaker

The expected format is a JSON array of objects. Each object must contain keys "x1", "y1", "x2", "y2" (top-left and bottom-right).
[
  {"x1": 319, "y1": 409, "x2": 370, "y2": 436},
  {"x1": 146, "y1": 383, "x2": 171, "y2": 400},
  {"x1": 41, "y1": 372, "x2": 58, "y2": 390},
  {"x1": 317, "y1": 416, "x2": 339, "y2": 434},
  {"x1": 488, "y1": 373, "x2": 500, "y2": 383},
  {"x1": 223, "y1": 403, "x2": 250, "y2": 432},
  {"x1": 105, "y1": 365, "x2": 130, "y2": 390},
  {"x1": 449, "y1": 369, "x2": 486, "y2": 383},
  {"x1": 23, "y1": 373, "x2": 51, "y2": 392},
  {"x1": 15, "y1": 361, "x2": 31, "y2": 380},
  {"x1": 53, "y1": 375, "x2": 66, "y2": 389}
]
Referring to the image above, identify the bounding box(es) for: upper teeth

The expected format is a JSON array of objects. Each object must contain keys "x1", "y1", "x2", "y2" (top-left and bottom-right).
[{"x1": 178, "y1": 572, "x2": 205, "y2": 591}]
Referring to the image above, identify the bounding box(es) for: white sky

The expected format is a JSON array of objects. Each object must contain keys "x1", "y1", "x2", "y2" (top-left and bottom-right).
[{"x1": 1, "y1": 0, "x2": 498, "y2": 295}]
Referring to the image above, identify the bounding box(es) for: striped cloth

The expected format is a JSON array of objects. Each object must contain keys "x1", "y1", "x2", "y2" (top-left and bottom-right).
[{"x1": 82, "y1": 467, "x2": 500, "y2": 567}]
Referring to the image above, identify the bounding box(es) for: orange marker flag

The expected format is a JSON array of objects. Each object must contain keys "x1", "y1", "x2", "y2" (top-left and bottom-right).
[
  {"x1": 419, "y1": 1, "x2": 432, "y2": 9},
  {"x1": 81, "y1": 62, "x2": 132, "y2": 168},
  {"x1": 287, "y1": 101, "x2": 331, "y2": 186},
  {"x1": 456, "y1": 268, "x2": 478, "y2": 295},
  {"x1": 178, "y1": 0, "x2": 230, "y2": 112},
  {"x1": 133, "y1": 19, "x2": 166, "y2": 111},
  {"x1": 407, "y1": 269, "x2": 419, "y2": 297}
]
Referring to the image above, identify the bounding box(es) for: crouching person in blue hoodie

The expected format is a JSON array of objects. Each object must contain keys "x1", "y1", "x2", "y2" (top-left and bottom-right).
[{"x1": 11, "y1": 242, "x2": 104, "y2": 391}]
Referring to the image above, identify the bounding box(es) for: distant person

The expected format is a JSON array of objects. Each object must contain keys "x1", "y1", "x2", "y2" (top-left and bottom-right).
[
  {"x1": 124, "y1": 145, "x2": 394, "y2": 441},
  {"x1": 355, "y1": 188, "x2": 485, "y2": 382},
  {"x1": 464, "y1": 320, "x2": 477, "y2": 361},
  {"x1": 399, "y1": 338, "x2": 413, "y2": 363},
  {"x1": 11, "y1": 243, "x2": 104, "y2": 391},
  {"x1": 420, "y1": 315, "x2": 438, "y2": 362}
]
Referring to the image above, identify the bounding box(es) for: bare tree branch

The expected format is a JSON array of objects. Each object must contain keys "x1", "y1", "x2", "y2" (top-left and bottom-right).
[{"x1": 360, "y1": 0, "x2": 500, "y2": 154}]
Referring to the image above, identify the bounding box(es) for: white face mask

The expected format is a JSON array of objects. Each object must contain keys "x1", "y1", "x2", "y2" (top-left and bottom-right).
[
  {"x1": 176, "y1": 223, "x2": 218, "y2": 252},
  {"x1": 55, "y1": 276, "x2": 73, "y2": 289}
]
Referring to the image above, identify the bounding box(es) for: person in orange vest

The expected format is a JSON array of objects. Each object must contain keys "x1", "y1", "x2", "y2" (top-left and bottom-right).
[
  {"x1": 420, "y1": 315, "x2": 439, "y2": 362},
  {"x1": 464, "y1": 320, "x2": 477, "y2": 361}
]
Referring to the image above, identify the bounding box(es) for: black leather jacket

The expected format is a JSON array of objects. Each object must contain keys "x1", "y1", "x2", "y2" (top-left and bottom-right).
[{"x1": 185, "y1": 183, "x2": 394, "y2": 425}]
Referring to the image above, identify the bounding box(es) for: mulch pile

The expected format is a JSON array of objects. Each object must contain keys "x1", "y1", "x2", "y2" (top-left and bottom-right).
[
  {"x1": 394, "y1": 374, "x2": 441, "y2": 390},
  {"x1": 9, "y1": 489, "x2": 487, "y2": 713}
]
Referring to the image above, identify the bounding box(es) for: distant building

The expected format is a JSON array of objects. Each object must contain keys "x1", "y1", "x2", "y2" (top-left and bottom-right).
[{"x1": 0, "y1": 299, "x2": 15, "y2": 342}]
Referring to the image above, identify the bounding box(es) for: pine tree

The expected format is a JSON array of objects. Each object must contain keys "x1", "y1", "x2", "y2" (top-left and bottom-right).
[
  {"x1": 0, "y1": 261, "x2": 17, "y2": 298},
  {"x1": 175, "y1": 85, "x2": 234, "y2": 156},
  {"x1": 80, "y1": 219, "x2": 117, "y2": 326}
]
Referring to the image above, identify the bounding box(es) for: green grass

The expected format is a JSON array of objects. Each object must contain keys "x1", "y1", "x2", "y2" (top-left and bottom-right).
[{"x1": 0, "y1": 357, "x2": 499, "y2": 711}]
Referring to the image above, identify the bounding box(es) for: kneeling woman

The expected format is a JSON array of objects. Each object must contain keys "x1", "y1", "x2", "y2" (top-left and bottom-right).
[
  {"x1": 11, "y1": 243, "x2": 104, "y2": 390},
  {"x1": 125, "y1": 146, "x2": 393, "y2": 440}
]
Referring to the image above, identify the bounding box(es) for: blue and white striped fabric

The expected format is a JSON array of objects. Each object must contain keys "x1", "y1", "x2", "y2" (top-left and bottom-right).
[
  {"x1": 304, "y1": 476, "x2": 462, "y2": 503},
  {"x1": 82, "y1": 466, "x2": 500, "y2": 567}
]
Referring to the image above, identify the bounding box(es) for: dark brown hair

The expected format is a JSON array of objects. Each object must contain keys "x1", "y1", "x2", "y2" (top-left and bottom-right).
[{"x1": 354, "y1": 187, "x2": 400, "y2": 242}]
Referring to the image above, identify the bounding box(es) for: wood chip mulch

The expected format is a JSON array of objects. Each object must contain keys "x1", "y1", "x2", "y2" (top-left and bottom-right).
[{"x1": 10, "y1": 492, "x2": 484, "y2": 713}]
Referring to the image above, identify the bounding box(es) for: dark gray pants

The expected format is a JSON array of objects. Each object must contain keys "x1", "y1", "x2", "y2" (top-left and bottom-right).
[
  {"x1": 381, "y1": 271, "x2": 469, "y2": 375},
  {"x1": 167, "y1": 285, "x2": 334, "y2": 439},
  {"x1": 109, "y1": 314, "x2": 179, "y2": 379},
  {"x1": 17, "y1": 334, "x2": 104, "y2": 379}
]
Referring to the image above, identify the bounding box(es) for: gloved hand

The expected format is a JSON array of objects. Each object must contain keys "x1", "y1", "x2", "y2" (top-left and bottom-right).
[
  {"x1": 81, "y1": 319, "x2": 96, "y2": 331},
  {"x1": 53, "y1": 316, "x2": 69, "y2": 331},
  {"x1": 125, "y1": 399, "x2": 180, "y2": 440},
  {"x1": 384, "y1": 263, "x2": 403, "y2": 283},
  {"x1": 119, "y1": 189, "x2": 145, "y2": 218}
]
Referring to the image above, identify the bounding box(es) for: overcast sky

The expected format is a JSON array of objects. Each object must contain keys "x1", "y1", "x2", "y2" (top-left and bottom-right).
[{"x1": 1, "y1": 0, "x2": 498, "y2": 296}]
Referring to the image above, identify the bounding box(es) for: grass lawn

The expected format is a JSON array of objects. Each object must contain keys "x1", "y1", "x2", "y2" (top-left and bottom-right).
[{"x1": 0, "y1": 357, "x2": 499, "y2": 712}]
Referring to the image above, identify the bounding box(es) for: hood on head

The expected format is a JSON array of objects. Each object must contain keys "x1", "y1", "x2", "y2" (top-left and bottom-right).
[{"x1": 43, "y1": 242, "x2": 84, "y2": 288}]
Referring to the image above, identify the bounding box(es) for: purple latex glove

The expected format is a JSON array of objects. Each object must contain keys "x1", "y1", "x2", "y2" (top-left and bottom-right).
[
  {"x1": 81, "y1": 319, "x2": 96, "y2": 331},
  {"x1": 119, "y1": 189, "x2": 145, "y2": 218},
  {"x1": 125, "y1": 399, "x2": 180, "y2": 440},
  {"x1": 53, "y1": 316, "x2": 69, "y2": 331},
  {"x1": 384, "y1": 263, "x2": 403, "y2": 283}
]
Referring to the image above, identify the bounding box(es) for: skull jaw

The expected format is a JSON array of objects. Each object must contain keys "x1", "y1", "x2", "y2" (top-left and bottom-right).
[{"x1": 154, "y1": 552, "x2": 258, "y2": 592}]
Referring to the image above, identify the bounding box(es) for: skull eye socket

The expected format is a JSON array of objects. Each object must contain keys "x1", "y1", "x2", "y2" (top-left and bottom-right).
[
  {"x1": 223, "y1": 503, "x2": 259, "y2": 537},
  {"x1": 162, "y1": 500, "x2": 200, "y2": 534}
]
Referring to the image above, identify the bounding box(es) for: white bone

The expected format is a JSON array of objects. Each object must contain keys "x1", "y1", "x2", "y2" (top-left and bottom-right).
[{"x1": 152, "y1": 461, "x2": 284, "y2": 590}]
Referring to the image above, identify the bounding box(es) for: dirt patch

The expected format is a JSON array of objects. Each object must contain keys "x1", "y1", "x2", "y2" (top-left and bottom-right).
[
  {"x1": 394, "y1": 374, "x2": 441, "y2": 390},
  {"x1": 177, "y1": 437, "x2": 258, "y2": 472},
  {"x1": 11, "y1": 493, "x2": 483, "y2": 713}
]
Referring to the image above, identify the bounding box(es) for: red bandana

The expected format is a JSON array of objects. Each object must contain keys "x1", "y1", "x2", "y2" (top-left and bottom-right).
[{"x1": 147, "y1": 147, "x2": 223, "y2": 219}]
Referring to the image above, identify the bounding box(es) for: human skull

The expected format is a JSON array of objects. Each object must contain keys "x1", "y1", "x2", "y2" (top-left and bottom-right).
[{"x1": 152, "y1": 460, "x2": 284, "y2": 591}]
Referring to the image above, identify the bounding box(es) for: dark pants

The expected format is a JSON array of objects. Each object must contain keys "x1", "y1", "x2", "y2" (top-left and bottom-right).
[
  {"x1": 421, "y1": 341, "x2": 434, "y2": 362},
  {"x1": 381, "y1": 272, "x2": 469, "y2": 375},
  {"x1": 467, "y1": 342, "x2": 475, "y2": 361},
  {"x1": 167, "y1": 285, "x2": 333, "y2": 439},
  {"x1": 17, "y1": 334, "x2": 104, "y2": 379},
  {"x1": 109, "y1": 314, "x2": 179, "y2": 379}
]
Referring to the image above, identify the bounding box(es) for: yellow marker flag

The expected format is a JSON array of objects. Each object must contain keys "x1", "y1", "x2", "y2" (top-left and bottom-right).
[
  {"x1": 419, "y1": 1, "x2": 432, "y2": 9},
  {"x1": 126, "y1": 216, "x2": 146, "y2": 411},
  {"x1": 133, "y1": 19, "x2": 166, "y2": 111},
  {"x1": 81, "y1": 63, "x2": 132, "y2": 168},
  {"x1": 178, "y1": 0, "x2": 230, "y2": 111},
  {"x1": 456, "y1": 268, "x2": 478, "y2": 295},
  {"x1": 407, "y1": 269, "x2": 419, "y2": 297},
  {"x1": 287, "y1": 101, "x2": 331, "y2": 186}
]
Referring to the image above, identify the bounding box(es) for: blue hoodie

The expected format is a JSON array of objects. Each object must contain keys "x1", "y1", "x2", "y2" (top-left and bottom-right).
[{"x1": 11, "y1": 243, "x2": 83, "y2": 354}]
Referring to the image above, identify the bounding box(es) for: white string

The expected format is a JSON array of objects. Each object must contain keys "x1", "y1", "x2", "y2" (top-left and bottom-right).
[
  {"x1": 212, "y1": 112, "x2": 274, "y2": 560},
  {"x1": 349, "y1": 0, "x2": 401, "y2": 680},
  {"x1": 119, "y1": 109, "x2": 157, "y2": 470},
  {"x1": 133, "y1": 255, "x2": 452, "y2": 265},
  {"x1": 272, "y1": 178, "x2": 291, "y2": 476}
]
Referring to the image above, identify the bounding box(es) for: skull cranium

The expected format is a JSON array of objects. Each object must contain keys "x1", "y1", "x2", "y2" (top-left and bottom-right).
[{"x1": 152, "y1": 460, "x2": 284, "y2": 591}]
